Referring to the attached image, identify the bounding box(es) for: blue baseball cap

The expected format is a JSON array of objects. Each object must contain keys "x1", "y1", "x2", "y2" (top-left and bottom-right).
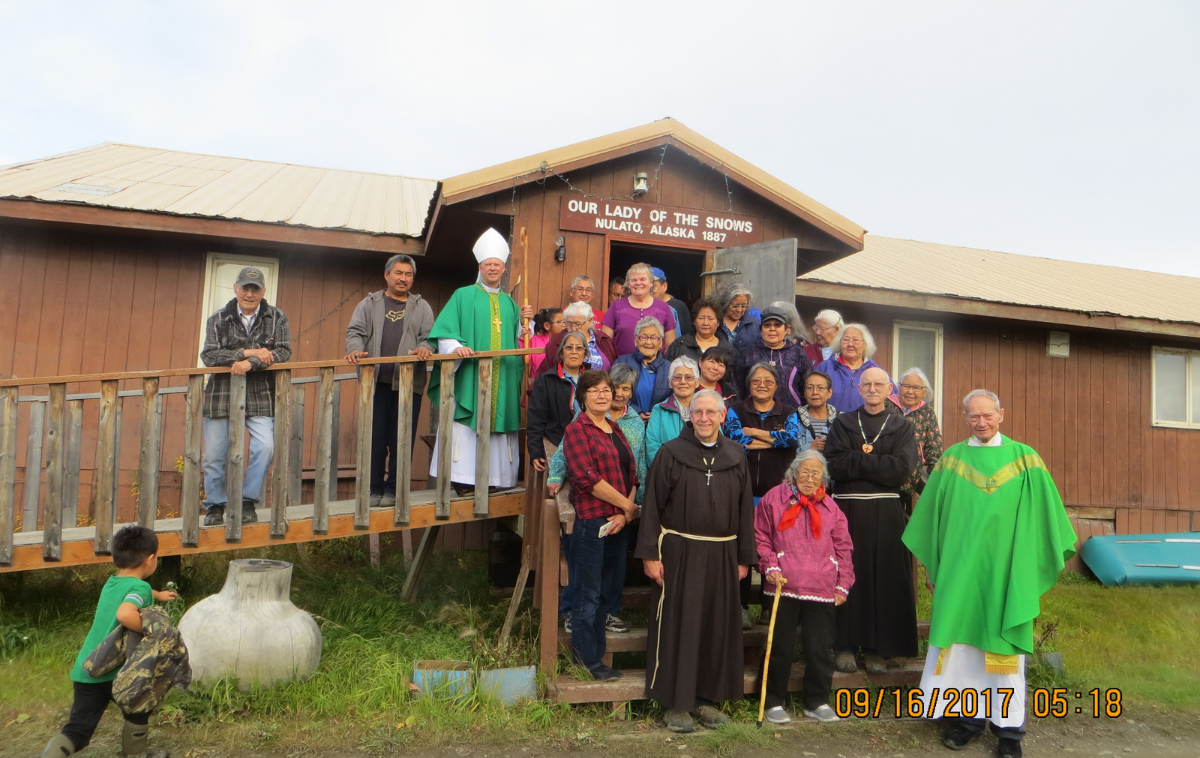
[{"x1": 650, "y1": 267, "x2": 667, "y2": 282}]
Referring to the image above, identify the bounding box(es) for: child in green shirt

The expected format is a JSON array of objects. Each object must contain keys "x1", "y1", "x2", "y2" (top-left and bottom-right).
[{"x1": 42, "y1": 525, "x2": 177, "y2": 758}]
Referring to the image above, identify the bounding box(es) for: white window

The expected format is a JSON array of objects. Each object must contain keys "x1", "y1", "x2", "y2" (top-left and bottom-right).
[
  {"x1": 198, "y1": 253, "x2": 280, "y2": 366},
  {"x1": 892, "y1": 320, "x2": 944, "y2": 423},
  {"x1": 1152, "y1": 347, "x2": 1200, "y2": 428}
]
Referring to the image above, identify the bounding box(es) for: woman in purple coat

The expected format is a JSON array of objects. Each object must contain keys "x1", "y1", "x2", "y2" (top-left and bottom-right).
[{"x1": 754, "y1": 449, "x2": 854, "y2": 725}]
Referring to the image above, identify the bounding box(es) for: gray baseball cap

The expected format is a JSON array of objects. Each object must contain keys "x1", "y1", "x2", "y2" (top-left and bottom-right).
[
  {"x1": 235, "y1": 266, "x2": 266, "y2": 289},
  {"x1": 759, "y1": 305, "x2": 789, "y2": 325}
]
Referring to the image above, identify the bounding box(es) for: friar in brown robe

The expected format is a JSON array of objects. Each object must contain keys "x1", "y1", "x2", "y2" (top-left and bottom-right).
[{"x1": 636, "y1": 392, "x2": 757, "y2": 722}]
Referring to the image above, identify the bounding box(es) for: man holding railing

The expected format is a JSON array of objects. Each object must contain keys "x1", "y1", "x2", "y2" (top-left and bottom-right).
[
  {"x1": 427, "y1": 229, "x2": 533, "y2": 496},
  {"x1": 344, "y1": 254, "x2": 436, "y2": 508},
  {"x1": 200, "y1": 266, "x2": 292, "y2": 526}
]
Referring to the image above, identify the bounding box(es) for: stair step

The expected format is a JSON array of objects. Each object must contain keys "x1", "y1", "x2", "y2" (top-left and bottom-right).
[
  {"x1": 548, "y1": 660, "x2": 925, "y2": 704},
  {"x1": 557, "y1": 621, "x2": 929, "y2": 654}
]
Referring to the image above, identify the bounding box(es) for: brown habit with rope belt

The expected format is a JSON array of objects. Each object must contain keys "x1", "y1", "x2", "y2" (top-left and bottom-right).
[{"x1": 635, "y1": 424, "x2": 757, "y2": 710}]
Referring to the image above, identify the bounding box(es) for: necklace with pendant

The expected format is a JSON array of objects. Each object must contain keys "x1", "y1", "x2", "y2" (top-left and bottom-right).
[
  {"x1": 703, "y1": 456, "x2": 715, "y2": 485},
  {"x1": 858, "y1": 412, "x2": 890, "y2": 454}
]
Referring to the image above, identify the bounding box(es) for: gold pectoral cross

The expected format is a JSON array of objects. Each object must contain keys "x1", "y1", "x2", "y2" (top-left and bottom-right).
[{"x1": 492, "y1": 316, "x2": 503, "y2": 330}]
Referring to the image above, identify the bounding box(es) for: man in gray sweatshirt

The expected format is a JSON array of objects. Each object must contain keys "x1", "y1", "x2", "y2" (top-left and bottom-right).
[{"x1": 345, "y1": 254, "x2": 436, "y2": 507}]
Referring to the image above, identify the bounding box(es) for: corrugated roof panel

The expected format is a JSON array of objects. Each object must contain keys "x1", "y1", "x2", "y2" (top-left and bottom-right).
[
  {"x1": 0, "y1": 142, "x2": 436, "y2": 237},
  {"x1": 800, "y1": 236, "x2": 1200, "y2": 326}
]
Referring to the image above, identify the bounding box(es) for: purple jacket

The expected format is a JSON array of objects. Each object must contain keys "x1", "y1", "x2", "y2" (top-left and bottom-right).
[
  {"x1": 733, "y1": 336, "x2": 812, "y2": 405},
  {"x1": 754, "y1": 482, "x2": 854, "y2": 603}
]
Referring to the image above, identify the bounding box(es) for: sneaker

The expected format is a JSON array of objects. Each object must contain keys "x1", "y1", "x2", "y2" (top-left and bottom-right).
[
  {"x1": 562, "y1": 613, "x2": 572, "y2": 633},
  {"x1": 764, "y1": 706, "x2": 791, "y2": 724},
  {"x1": 741, "y1": 608, "x2": 753, "y2": 630},
  {"x1": 664, "y1": 709, "x2": 696, "y2": 733},
  {"x1": 691, "y1": 704, "x2": 730, "y2": 728},
  {"x1": 242, "y1": 499, "x2": 259, "y2": 524},
  {"x1": 941, "y1": 723, "x2": 981, "y2": 750},
  {"x1": 369, "y1": 493, "x2": 384, "y2": 508},
  {"x1": 803, "y1": 704, "x2": 839, "y2": 723},
  {"x1": 996, "y1": 737, "x2": 1023, "y2": 758},
  {"x1": 605, "y1": 614, "x2": 629, "y2": 633},
  {"x1": 589, "y1": 664, "x2": 622, "y2": 681},
  {"x1": 380, "y1": 492, "x2": 396, "y2": 507},
  {"x1": 835, "y1": 651, "x2": 858, "y2": 673},
  {"x1": 202, "y1": 505, "x2": 225, "y2": 526},
  {"x1": 863, "y1": 654, "x2": 887, "y2": 674}
]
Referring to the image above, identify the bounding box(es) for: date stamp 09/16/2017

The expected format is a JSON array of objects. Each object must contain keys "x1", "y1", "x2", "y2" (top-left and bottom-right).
[{"x1": 833, "y1": 687, "x2": 1124, "y2": 720}]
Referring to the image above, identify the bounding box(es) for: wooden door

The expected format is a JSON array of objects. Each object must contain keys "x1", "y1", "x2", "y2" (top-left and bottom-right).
[{"x1": 702, "y1": 239, "x2": 798, "y2": 306}]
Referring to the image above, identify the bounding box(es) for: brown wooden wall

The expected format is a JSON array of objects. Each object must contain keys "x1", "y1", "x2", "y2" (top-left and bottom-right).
[
  {"x1": 796, "y1": 293, "x2": 1200, "y2": 537},
  {"x1": 0, "y1": 220, "x2": 477, "y2": 540},
  {"x1": 451, "y1": 145, "x2": 853, "y2": 316}
]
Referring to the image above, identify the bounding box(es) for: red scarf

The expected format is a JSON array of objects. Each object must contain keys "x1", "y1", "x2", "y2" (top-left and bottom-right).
[{"x1": 779, "y1": 485, "x2": 825, "y2": 538}]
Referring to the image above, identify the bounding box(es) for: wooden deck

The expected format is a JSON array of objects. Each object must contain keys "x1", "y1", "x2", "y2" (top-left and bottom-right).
[{"x1": 2, "y1": 488, "x2": 524, "y2": 573}]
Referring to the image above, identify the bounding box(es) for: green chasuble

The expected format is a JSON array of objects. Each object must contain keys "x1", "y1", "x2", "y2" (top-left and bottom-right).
[
  {"x1": 902, "y1": 436, "x2": 1077, "y2": 656},
  {"x1": 427, "y1": 283, "x2": 524, "y2": 434}
]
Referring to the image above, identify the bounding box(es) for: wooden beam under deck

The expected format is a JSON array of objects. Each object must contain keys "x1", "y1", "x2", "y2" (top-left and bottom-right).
[{"x1": 4, "y1": 488, "x2": 524, "y2": 573}]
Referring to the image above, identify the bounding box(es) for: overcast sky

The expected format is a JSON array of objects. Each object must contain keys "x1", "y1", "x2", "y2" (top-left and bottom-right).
[{"x1": 2, "y1": 1, "x2": 1197, "y2": 276}]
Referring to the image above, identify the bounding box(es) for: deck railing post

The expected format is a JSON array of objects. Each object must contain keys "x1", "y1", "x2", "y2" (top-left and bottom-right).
[
  {"x1": 271, "y1": 370, "x2": 292, "y2": 538},
  {"x1": 289, "y1": 384, "x2": 304, "y2": 508},
  {"x1": 181, "y1": 375, "x2": 203, "y2": 547},
  {"x1": 42, "y1": 384, "x2": 67, "y2": 561},
  {"x1": 539, "y1": 496, "x2": 560, "y2": 676},
  {"x1": 434, "y1": 360, "x2": 455, "y2": 520},
  {"x1": 394, "y1": 363, "x2": 414, "y2": 526},
  {"x1": 0, "y1": 386, "x2": 16, "y2": 564},
  {"x1": 92, "y1": 381, "x2": 118, "y2": 555},
  {"x1": 224, "y1": 373, "x2": 247, "y2": 542},
  {"x1": 22, "y1": 402, "x2": 44, "y2": 531},
  {"x1": 473, "y1": 358, "x2": 493, "y2": 518},
  {"x1": 137, "y1": 378, "x2": 162, "y2": 527},
  {"x1": 62, "y1": 400, "x2": 83, "y2": 529},
  {"x1": 354, "y1": 365, "x2": 376, "y2": 530},
  {"x1": 312, "y1": 367, "x2": 335, "y2": 535}
]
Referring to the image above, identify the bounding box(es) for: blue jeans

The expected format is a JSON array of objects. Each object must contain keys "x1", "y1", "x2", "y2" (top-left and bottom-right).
[
  {"x1": 203, "y1": 416, "x2": 275, "y2": 507},
  {"x1": 568, "y1": 516, "x2": 630, "y2": 671},
  {"x1": 561, "y1": 524, "x2": 630, "y2": 618}
]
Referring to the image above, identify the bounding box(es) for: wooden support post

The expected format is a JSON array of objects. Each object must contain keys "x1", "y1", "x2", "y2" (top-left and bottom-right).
[
  {"x1": 538, "y1": 497, "x2": 560, "y2": 676},
  {"x1": 328, "y1": 383, "x2": 341, "y2": 500},
  {"x1": 312, "y1": 367, "x2": 335, "y2": 535},
  {"x1": 62, "y1": 400, "x2": 83, "y2": 529},
  {"x1": 354, "y1": 364, "x2": 376, "y2": 530},
  {"x1": 22, "y1": 401, "x2": 44, "y2": 531},
  {"x1": 93, "y1": 381, "x2": 118, "y2": 555},
  {"x1": 394, "y1": 364, "x2": 414, "y2": 526},
  {"x1": 271, "y1": 371, "x2": 292, "y2": 538},
  {"x1": 400, "y1": 525, "x2": 441, "y2": 603},
  {"x1": 0, "y1": 386, "x2": 18, "y2": 565},
  {"x1": 42, "y1": 384, "x2": 66, "y2": 561},
  {"x1": 289, "y1": 385, "x2": 304, "y2": 507},
  {"x1": 181, "y1": 375, "x2": 203, "y2": 547},
  {"x1": 224, "y1": 373, "x2": 246, "y2": 543},
  {"x1": 137, "y1": 377, "x2": 161, "y2": 527},
  {"x1": 435, "y1": 360, "x2": 455, "y2": 520},
  {"x1": 474, "y1": 358, "x2": 493, "y2": 518},
  {"x1": 111, "y1": 397, "x2": 122, "y2": 525}
]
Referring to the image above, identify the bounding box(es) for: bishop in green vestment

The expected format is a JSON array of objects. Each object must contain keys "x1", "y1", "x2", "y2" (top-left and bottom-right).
[
  {"x1": 428, "y1": 228, "x2": 531, "y2": 488},
  {"x1": 902, "y1": 389, "x2": 1076, "y2": 754}
]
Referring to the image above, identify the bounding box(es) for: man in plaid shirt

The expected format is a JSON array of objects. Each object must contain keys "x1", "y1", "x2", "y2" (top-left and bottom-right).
[{"x1": 200, "y1": 266, "x2": 292, "y2": 526}]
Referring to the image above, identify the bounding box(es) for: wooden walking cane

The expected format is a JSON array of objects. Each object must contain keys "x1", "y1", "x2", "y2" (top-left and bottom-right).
[{"x1": 757, "y1": 577, "x2": 787, "y2": 728}]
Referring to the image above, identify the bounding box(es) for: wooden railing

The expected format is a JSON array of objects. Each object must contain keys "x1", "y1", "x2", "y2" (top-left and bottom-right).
[{"x1": 0, "y1": 349, "x2": 538, "y2": 565}]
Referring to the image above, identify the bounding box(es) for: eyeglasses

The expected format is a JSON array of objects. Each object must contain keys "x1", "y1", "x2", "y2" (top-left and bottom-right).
[
  {"x1": 860, "y1": 382, "x2": 888, "y2": 389},
  {"x1": 585, "y1": 387, "x2": 612, "y2": 397},
  {"x1": 562, "y1": 345, "x2": 586, "y2": 352},
  {"x1": 692, "y1": 408, "x2": 722, "y2": 418},
  {"x1": 750, "y1": 379, "x2": 776, "y2": 387},
  {"x1": 804, "y1": 384, "x2": 830, "y2": 392},
  {"x1": 842, "y1": 338, "x2": 865, "y2": 346},
  {"x1": 795, "y1": 470, "x2": 823, "y2": 481},
  {"x1": 564, "y1": 319, "x2": 588, "y2": 329},
  {"x1": 899, "y1": 383, "x2": 925, "y2": 391},
  {"x1": 671, "y1": 374, "x2": 697, "y2": 383},
  {"x1": 637, "y1": 333, "x2": 662, "y2": 342},
  {"x1": 549, "y1": 318, "x2": 565, "y2": 327}
]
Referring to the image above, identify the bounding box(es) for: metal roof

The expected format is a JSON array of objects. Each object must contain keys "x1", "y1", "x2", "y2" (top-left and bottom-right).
[
  {"x1": 800, "y1": 235, "x2": 1200, "y2": 327},
  {"x1": 439, "y1": 118, "x2": 866, "y2": 250},
  {"x1": 0, "y1": 142, "x2": 437, "y2": 237}
]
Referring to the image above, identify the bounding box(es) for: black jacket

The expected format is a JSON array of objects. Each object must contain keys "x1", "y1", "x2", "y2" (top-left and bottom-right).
[
  {"x1": 201, "y1": 298, "x2": 292, "y2": 418},
  {"x1": 527, "y1": 365, "x2": 578, "y2": 461},
  {"x1": 728, "y1": 397, "x2": 800, "y2": 498}
]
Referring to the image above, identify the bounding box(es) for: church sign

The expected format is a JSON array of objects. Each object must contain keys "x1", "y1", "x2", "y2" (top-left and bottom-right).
[{"x1": 558, "y1": 196, "x2": 763, "y2": 246}]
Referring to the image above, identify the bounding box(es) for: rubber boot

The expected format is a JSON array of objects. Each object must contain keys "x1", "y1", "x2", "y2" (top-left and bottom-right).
[
  {"x1": 121, "y1": 721, "x2": 169, "y2": 758},
  {"x1": 41, "y1": 733, "x2": 75, "y2": 758}
]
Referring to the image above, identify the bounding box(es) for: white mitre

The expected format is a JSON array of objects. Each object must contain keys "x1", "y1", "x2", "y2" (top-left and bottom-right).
[{"x1": 473, "y1": 228, "x2": 510, "y2": 264}]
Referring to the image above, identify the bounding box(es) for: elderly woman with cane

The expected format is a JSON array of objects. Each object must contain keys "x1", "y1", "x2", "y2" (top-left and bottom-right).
[{"x1": 754, "y1": 449, "x2": 854, "y2": 724}]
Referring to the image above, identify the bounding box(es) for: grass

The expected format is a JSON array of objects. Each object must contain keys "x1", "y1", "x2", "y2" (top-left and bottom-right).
[{"x1": 0, "y1": 543, "x2": 1197, "y2": 756}]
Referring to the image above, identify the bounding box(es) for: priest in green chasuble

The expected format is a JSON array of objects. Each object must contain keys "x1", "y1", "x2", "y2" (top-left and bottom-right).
[
  {"x1": 428, "y1": 228, "x2": 533, "y2": 492},
  {"x1": 902, "y1": 389, "x2": 1077, "y2": 758}
]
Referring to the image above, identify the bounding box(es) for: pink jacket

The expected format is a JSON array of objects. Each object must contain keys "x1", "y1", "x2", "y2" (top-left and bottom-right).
[{"x1": 754, "y1": 482, "x2": 855, "y2": 603}]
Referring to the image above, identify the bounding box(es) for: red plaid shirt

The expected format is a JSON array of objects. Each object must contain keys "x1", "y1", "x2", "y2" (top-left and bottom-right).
[{"x1": 561, "y1": 412, "x2": 639, "y2": 521}]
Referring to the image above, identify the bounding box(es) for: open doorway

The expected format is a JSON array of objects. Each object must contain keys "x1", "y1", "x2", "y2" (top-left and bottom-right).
[{"x1": 608, "y1": 241, "x2": 708, "y2": 312}]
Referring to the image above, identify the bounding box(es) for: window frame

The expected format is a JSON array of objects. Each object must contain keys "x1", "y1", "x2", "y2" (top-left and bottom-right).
[
  {"x1": 892, "y1": 320, "x2": 944, "y2": 424},
  {"x1": 1151, "y1": 346, "x2": 1200, "y2": 429},
  {"x1": 197, "y1": 252, "x2": 280, "y2": 367}
]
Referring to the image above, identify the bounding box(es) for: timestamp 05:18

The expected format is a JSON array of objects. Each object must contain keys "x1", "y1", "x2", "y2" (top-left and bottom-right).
[{"x1": 833, "y1": 687, "x2": 1123, "y2": 720}]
